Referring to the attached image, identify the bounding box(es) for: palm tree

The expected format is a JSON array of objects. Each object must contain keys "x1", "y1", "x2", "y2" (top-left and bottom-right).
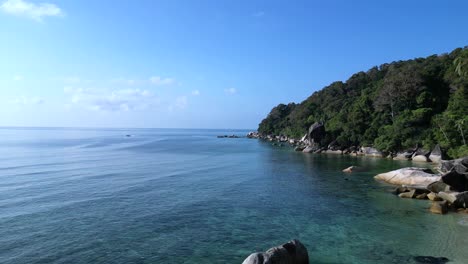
[{"x1": 454, "y1": 50, "x2": 468, "y2": 77}]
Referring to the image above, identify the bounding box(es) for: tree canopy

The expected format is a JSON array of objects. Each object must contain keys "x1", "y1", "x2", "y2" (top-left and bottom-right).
[{"x1": 258, "y1": 47, "x2": 468, "y2": 158}]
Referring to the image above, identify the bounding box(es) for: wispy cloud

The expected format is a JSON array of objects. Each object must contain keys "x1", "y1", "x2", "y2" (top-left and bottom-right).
[
  {"x1": 224, "y1": 87, "x2": 237, "y2": 95},
  {"x1": 64, "y1": 87, "x2": 158, "y2": 112},
  {"x1": 168, "y1": 96, "x2": 188, "y2": 111},
  {"x1": 13, "y1": 96, "x2": 44, "y2": 105},
  {"x1": 111, "y1": 77, "x2": 140, "y2": 86},
  {"x1": 191, "y1": 90, "x2": 200, "y2": 96},
  {"x1": 110, "y1": 76, "x2": 176, "y2": 87},
  {"x1": 252, "y1": 11, "x2": 265, "y2": 17},
  {"x1": 149, "y1": 76, "x2": 175, "y2": 86},
  {"x1": 0, "y1": 0, "x2": 64, "y2": 22}
]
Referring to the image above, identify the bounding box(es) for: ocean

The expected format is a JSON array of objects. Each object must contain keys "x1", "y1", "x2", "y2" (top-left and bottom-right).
[{"x1": 0, "y1": 128, "x2": 467, "y2": 264}]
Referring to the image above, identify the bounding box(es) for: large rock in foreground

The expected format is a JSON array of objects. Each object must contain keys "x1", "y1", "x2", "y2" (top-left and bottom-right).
[
  {"x1": 374, "y1": 168, "x2": 440, "y2": 186},
  {"x1": 242, "y1": 239, "x2": 309, "y2": 264}
]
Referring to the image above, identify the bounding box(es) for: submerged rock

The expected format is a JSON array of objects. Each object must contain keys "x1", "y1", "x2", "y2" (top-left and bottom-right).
[
  {"x1": 398, "y1": 189, "x2": 416, "y2": 198},
  {"x1": 392, "y1": 186, "x2": 412, "y2": 195},
  {"x1": 342, "y1": 166, "x2": 359, "y2": 173},
  {"x1": 413, "y1": 255, "x2": 449, "y2": 264},
  {"x1": 242, "y1": 239, "x2": 309, "y2": 264},
  {"x1": 374, "y1": 168, "x2": 440, "y2": 186},
  {"x1": 429, "y1": 201, "x2": 448, "y2": 215}
]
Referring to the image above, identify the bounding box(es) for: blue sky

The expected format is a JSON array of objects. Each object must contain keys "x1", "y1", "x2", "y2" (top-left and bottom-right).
[{"x1": 1, "y1": 0, "x2": 467, "y2": 129}]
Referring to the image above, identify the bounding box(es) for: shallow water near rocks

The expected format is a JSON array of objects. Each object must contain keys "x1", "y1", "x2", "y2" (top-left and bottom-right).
[{"x1": 0, "y1": 128, "x2": 467, "y2": 264}]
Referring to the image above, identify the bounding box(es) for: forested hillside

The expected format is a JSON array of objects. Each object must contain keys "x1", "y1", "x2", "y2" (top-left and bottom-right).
[{"x1": 258, "y1": 47, "x2": 468, "y2": 158}]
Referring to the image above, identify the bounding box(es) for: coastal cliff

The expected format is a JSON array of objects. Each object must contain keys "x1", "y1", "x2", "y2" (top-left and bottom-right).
[{"x1": 258, "y1": 47, "x2": 468, "y2": 159}]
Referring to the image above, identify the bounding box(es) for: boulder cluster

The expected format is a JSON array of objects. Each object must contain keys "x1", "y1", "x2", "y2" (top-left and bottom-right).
[
  {"x1": 374, "y1": 157, "x2": 468, "y2": 215},
  {"x1": 242, "y1": 239, "x2": 309, "y2": 264},
  {"x1": 248, "y1": 123, "x2": 445, "y2": 163}
]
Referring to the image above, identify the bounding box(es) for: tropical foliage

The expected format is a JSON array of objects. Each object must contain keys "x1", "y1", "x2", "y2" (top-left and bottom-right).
[{"x1": 258, "y1": 47, "x2": 468, "y2": 158}]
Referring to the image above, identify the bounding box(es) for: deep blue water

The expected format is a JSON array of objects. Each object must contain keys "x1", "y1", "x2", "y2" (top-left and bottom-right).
[{"x1": 0, "y1": 128, "x2": 467, "y2": 264}]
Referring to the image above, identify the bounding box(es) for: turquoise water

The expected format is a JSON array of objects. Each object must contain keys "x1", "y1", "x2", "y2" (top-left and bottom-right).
[{"x1": 0, "y1": 128, "x2": 467, "y2": 264}]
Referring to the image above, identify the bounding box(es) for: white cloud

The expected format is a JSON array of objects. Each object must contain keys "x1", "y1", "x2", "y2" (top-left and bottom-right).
[
  {"x1": 168, "y1": 96, "x2": 188, "y2": 111},
  {"x1": 110, "y1": 76, "x2": 176, "y2": 87},
  {"x1": 174, "y1": 96, "x2": 188, "y2": 109},
  {"x1": 64, "y1": 87, "x2": 158, "y2": 112},
  {"x1": 0, "y1": 0, "x2": 64, "y2": 21},
  {"x1": 149, "y1": 76, "x2": 175, "y2": 86},
  {"x1": 191, "y1": 90, "x2": 200, "y2": 96},
  {"x1": 13, "y1": 96, "x2": 44, "y2": 105},
  {"x1": 13, "y1": 75, "x2": 23, "y2": 81},
  {"x1": 224, "y1": 87, "x2": 237, "y2": 94},
  {"x1": 252, "y1": 11, "x2": 265, "y2": 17},
  {"x1": 111, "y1": 77, "x2": 140, "y2": 86}
]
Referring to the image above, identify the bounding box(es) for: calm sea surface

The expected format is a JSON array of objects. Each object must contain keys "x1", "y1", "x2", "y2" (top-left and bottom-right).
[{"x1": 0, "y1": 128, "x2": 467, "y2": 264}]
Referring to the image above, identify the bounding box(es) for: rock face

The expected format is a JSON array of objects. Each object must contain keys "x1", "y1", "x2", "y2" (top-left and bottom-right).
[
  {"x1": 394, "y1": 150, "x2": 414, "y2": 160},
  {"x1": 307, "y1": 122, "x2": 325, "y2": 145},
  {"x1": 454, "y1": 191, "x2": 468, "y2": 208},
  {"x1": 441, "y1": 168, "x2": 468, "y2": 192},
  {"x1": 413, "y1": 155, "x2": 430, "y2": 162},
  {"x1": 437, "y1": 192, "x2": 458, "y2": 203},
  {"x1": 242, "y1": 239, "x2": 309, "y2": 264},
  {"x1": 429, "y1": 144, "x2": 443, "y2": 163},
  {"x1": 361, "y1": 147, "x2": 384, "y2": 157},
  {"x1": 416, "y1": 193, "x2": 428, "y2": 199},
  {"x1": 323, "y1": 149, "x2": 342, "y2": 155},
  {"x1": 440, "y1": 157, "x2": 468, "y2": 173},
  {"x1": 302, "y1": 146, "x2": 315, "y2": 153},
  {"x1": 294, "y1": 146, "x2": 306, "y2": 152},
  {"x1": 427, "y1": 181, "x2": 451, "y2": 193},
  {"x1": 374, "y1": 168, "x2": 440, "y2": 186},
  {"x1": 427, "y1": 192, "x2": 443, "y2": 201}
]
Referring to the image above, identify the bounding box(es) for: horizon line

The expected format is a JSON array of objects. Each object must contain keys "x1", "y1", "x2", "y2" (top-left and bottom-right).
[{"x1": 0, "y1": 125, "x2": 257, "y2": 131}]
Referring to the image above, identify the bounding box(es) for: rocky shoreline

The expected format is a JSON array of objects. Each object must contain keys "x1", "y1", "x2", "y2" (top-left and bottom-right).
[
  {"x1": 374, "y1": 159, "x2": 468, "y2": 215},
  {"x1": 246, "y1": 123, "x2": 445, "y2": 164},
  {"x1": 242, "y1": 128, "x2": 467, "y2": 263},
  {"x1": 247, "y1": 126, "x2": 468, "y2": 216}
]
